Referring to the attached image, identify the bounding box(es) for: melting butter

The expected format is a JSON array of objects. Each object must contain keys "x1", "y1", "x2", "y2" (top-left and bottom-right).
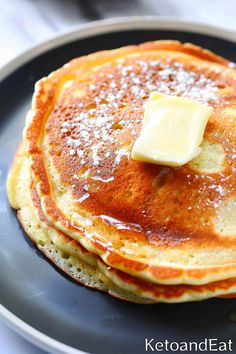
[{"x1": 132, "y1": 92, "x2": 212, "y2": 167}]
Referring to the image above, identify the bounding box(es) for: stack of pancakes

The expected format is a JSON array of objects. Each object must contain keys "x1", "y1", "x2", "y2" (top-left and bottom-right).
[{"x1": 7, "y1": 40, "x2": 236, "y2": 303}]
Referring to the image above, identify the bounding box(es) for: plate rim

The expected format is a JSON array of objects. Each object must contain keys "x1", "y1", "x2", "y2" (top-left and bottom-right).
[
  {"x1": 1, "y1": 16, "x2": 236, "y2": 354},
  {"x1": 1, "y1": 15, "x2": 236, "y2": 83},
  {"x1": 0, "y1": 306, "x2": 88, "y2": 354}
]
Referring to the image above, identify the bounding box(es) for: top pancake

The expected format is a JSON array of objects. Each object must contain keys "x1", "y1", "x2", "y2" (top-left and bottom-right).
[{"x1": 24, "y1": 40, "x2": 236, "y2": 285}]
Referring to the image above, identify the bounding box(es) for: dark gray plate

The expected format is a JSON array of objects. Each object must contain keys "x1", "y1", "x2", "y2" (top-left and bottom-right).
[{"x1": 1, "y1": 18, "x2": 236, "y2": 354}]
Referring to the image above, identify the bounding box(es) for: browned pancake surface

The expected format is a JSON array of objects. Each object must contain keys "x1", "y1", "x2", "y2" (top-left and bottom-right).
[
  {"x1": 24, "y1": 41, "x2": 236, "y2": 284},
  {"x1": 46, "y1": 47, "x2": 236, "y2": 245}
]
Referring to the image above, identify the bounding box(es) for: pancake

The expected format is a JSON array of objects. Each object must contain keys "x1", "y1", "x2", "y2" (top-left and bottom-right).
[
  {"x1": 25, "y1": 42, "x2": 236, "y2": 284},
  {"x1": 98, "y1": 261, "x2": 236, "y2": 302},
  {"x1": 21, "y1": 40, "x2": 236, "y2": 286},
  {"x1": 8, "y1": 144, "x2": 236, "y2": 303},
  {"x1": 7, "y1": 144, "x2": 155, "y2": 304}
]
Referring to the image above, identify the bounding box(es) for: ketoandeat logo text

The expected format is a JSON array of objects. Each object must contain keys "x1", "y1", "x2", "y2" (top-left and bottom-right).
[{"x1": 145, "y1": 338, "x2": 233, "y2": 352}]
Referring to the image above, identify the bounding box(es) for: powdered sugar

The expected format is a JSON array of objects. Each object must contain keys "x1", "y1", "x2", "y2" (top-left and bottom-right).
[{"x1": 59, "y1": 56, "x2": 220, "y2": 182}]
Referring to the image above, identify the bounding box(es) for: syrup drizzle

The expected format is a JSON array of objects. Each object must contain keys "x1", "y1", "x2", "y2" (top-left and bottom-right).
[{"x1": 99, "y1": 214, "x2": 142, "y2": 233}]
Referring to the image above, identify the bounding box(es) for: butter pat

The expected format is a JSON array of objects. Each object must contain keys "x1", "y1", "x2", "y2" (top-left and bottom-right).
[{"x1": 132, "y1": 92, "x2": 212, "y2": 167}]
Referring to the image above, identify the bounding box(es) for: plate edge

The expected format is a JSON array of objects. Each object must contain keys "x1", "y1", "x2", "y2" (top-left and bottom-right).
[
  {"x1": 1, "y1": 15, "x2": 236, "y2": 354},
  {"x1": 1, "y1": 16, "x2": 236, "y2": 82},
  {"x1": 0, "y1": 305, "x2": 87, "y2": 354}
]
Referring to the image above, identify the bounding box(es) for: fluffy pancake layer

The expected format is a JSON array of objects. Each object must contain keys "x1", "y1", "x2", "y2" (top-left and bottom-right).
[
  {"x1": 7, "y1": 145, "x2": 154, "y2": 303},
  {"x1": 7, "y1": 40, "x2": 236, "y2": 301},
  {"x1": 7, "y1": 145, "x2": 236, "y2": 302},
  {"x1": 22, "y1": 40, "x2": 236, "y2": 286}
]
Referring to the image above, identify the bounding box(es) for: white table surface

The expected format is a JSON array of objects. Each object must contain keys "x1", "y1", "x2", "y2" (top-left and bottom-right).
[{"x1": 1, "y1": 0, "x2": 236, "y2": 353}]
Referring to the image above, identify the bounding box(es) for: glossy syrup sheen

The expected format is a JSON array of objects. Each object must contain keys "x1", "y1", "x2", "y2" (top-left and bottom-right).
[
  {"x1": 44, "y1": 48, "x2": 236, "y2": 249},
  {"x1": 3, "y1": 31, "x2": 236, "y2": 354}
]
